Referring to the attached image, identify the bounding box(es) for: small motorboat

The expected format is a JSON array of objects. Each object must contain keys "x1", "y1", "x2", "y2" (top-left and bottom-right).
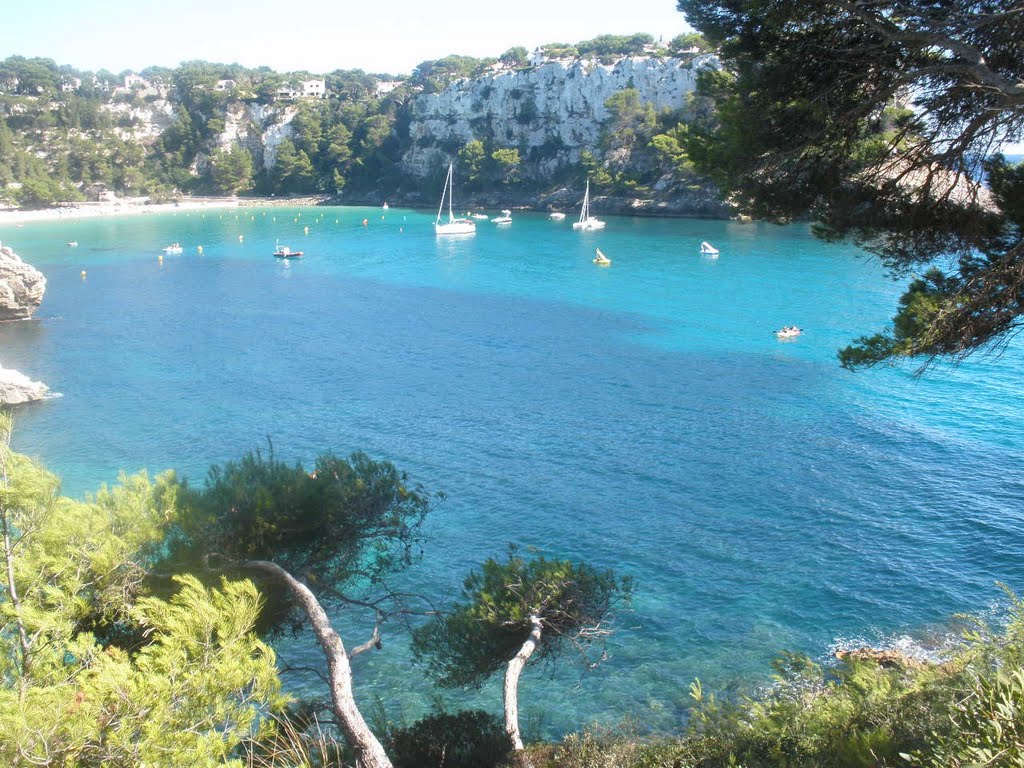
[
  {"x1": 162, "y1": 243, "x2": 183, "y2": 255},
  {"x1": 775, "y1": 326, "x2": 803, "y2": 339},
  {"x1": 273, "y1": 244, "x2": 303, "y2": 259},
  {"x1": 471, "y1": 213, "x2": 489, "y2": 220},
  {"x1": 593, "y1": 248, "x2": 611, "y2": 266},
  {"x1": 700, "y1": 241, "x2": 719, "y2": 256},
  {"x1": 67, "y1": 241, "x2": 78, "y2": 247},
  {"x1": 549, "y1": 212, "x2": 566, "y2": 221},
  {"x1": 492, "y1": 209, "x2": 512, "y2": 224}
]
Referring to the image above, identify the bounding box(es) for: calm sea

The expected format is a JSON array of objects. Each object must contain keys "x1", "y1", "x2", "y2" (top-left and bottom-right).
[{"x1": 2, "y1": 206, "x2": 1023, "y2": 736}]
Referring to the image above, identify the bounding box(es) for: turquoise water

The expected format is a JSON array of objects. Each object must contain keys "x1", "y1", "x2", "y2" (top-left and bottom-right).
[{"x1": 2, "y1": 206, "x2": 1023, "y2": 735}]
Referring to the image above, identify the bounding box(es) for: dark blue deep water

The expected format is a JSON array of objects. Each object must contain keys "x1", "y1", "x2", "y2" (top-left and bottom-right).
[{"x1": 2, "y1": 206, "x2": 1023, "y2": 736}]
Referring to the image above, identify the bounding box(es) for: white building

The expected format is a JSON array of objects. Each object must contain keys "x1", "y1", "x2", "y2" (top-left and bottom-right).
[
  {"x1": 300, "y1": 79, "x2": 326, "y2": 98},
  {"x1": 124, "y1": 73, "x2": 149, "y2": 89},
  {"x1": 277, "y1": 79, "x2": 327, "y2": 99},
  {"x1": 528, "y1": 48, "x2": 547, "y2": 67},
  {"x1": 375, "y1": 80, "x2": 403, "y2": 96}
]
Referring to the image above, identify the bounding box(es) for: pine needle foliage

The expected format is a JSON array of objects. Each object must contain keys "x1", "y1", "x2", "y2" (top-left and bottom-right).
[{"x1": 413, "y1": 545, "x2": 633, "y2": 688}]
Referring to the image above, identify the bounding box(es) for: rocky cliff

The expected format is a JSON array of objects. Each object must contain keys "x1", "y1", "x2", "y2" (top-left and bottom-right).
[
  {"x1": 0, "y1": 245, "x2": 46, "y2": 321},
  {"x1": 402, "y1": 55, "x2": 719, "y2": 180},
  {"x1": 0, "y1": 365, "x2": 50, "y2": 405}
]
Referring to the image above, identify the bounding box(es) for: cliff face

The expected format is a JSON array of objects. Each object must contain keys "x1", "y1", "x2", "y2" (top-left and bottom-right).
[
  {"x1": 0, "y1": 245, "x2": 46, "y2": 321},
  {"x1": 0, "y1": 365, "x2": 50, "y2": 405},
  {"x1": 214, "y1": 102, "x2": 298, "y2": 171},
  {"x1": 402, "y1": 55, "x2": 719, "y2": 180}
]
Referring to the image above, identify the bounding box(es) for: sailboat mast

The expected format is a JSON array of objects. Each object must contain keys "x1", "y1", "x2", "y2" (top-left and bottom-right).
[
  {"x1": 437, "y1": 164, "x2": 451, "y2": 223},
  {"x1": 448, "y1": 164, "x2": 455, "y2": 222}
]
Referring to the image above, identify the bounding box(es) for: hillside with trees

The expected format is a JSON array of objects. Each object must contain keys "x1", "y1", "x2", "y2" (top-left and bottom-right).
[{"x1": 0, "y1": 33, "x2": 722, "y2": 213}]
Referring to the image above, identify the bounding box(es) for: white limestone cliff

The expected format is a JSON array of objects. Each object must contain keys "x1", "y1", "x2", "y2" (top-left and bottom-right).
[
  {"x1": 0, "y1": 365, "x2": 50, "y2": 405},
  {"x1": 0, "y1": 245, "x2": 46, "y2": 321},
  {"x1": 403, "y1": 54, "x2": 719, "y2": 179}
]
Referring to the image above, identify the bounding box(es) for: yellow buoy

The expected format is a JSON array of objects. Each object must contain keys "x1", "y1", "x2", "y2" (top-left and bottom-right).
[
  {"x1": 197, "y1": 245, "x2": 203, "y2": 254},
  {"x1": 80, "y1": 270, "x2": 87, "y2": 279},
  {"x1": 304, "y1": 226, "x2": 309, "y2": 234},
  {"x1": 238, "y1": 234, "x2": 243, "y2": 241},
  {"x1": 158, "y1": 255, "x2": 163, "y2": 263}
]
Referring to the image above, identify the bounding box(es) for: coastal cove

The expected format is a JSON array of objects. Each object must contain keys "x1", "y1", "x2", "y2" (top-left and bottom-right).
[{"x1": 2, "y1": 206, "x2": 1023, "y2": 736}]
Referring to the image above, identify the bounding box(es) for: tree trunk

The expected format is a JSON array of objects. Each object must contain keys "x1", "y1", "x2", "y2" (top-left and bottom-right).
[
  {"x1": 244, "y1": 560, "x2": 392, "y2": 768},
  {"x1": 0, "y1": 510, "x2": 30, "y2": 681},
  {"x1": 504, "y1": 616, "x2": 543, "y2": 751},
  {"x1": 0, "y1": 429, "x2": 31, "y2": 683}
]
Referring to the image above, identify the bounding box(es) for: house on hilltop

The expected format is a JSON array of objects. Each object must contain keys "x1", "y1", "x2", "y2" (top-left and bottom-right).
[
  {"x1": 277, "y1": 79, "x2": 327, "y2": 99},
  {"x1": 124, "y1": 73, "x2": 148, "y2": 90},
  {"x1": 374, "y1": 80, "x2": 403, "y2": 96}
]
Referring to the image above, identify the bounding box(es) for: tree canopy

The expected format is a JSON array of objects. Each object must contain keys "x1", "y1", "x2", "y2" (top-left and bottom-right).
[
  {"x1": 173, "y1": 448, "x2": 438, "y2": 768},
  {"x1": 677, "y1": 0, "x2": 1024, "y2": 369},
  {"x1": 0, "y1": 414, "x2": 284, "y2": 766},
  {"x1": 413, "y1": 546, "x2": 632, "y2": 750}
]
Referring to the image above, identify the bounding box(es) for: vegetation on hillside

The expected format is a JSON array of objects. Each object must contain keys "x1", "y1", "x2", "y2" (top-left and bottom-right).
[{"x1": 0, "y1": 33, "x2": 715, "y2": 209}]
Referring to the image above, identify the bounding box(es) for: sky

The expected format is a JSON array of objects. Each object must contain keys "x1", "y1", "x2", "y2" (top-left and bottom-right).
[{"x1": 5, "y1": 0, "x2": 692, "y2": 76}]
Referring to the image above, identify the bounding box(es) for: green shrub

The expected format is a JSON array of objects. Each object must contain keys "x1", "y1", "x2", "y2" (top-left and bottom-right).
[{"x1": 388, "y1": 709, "x2": 511, "y2": 768}]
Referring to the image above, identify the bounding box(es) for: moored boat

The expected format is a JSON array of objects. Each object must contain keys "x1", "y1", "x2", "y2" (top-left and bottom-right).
[
  {"x1": 593, "y1": 248, "x2": 611, "y2": 265},
  {"x1": 700, "y1": 241, "x2": 719, "y2": 256},
  {"x1": 572, "y1": 180, "x2": 605, "y2": 231},
  {"x1": 434, "y1": 164, "x2": 476, "y2": 236},
  {"x1": 492, "y1": 209, "x2": 512, "y2": 224},
  {"x1": 273, "y1": 241, "x2": 303, "y2": 259},
  {"x1": 162, "y1": 243, "x2": 183, "y2": 255},
  {"x1": 775, "y1": 326, "x2": 802, "y2": 338}
]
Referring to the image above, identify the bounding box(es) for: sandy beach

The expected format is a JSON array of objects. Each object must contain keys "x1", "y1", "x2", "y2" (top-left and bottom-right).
[
  {"x1": 0, "y1": 197, "x2": 245, "y2": 227},
  {"x1": 0, "y1": 195, "x2": 340, "y2": 228}
]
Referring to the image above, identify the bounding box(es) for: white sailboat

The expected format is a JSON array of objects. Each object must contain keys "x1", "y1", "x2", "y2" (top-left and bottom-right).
[
  {"x1": 434, "y1": 163, "x2": 476, "y2": 236},
  {"x1": 572, "y1": 180, "x2": 605, "y2": 231}
]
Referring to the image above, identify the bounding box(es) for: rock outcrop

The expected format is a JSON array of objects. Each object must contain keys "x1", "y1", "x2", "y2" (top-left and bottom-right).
[
  {"x1": 0, "y1": 365, "x2": 49, "y2": 405},
  {"x1": 0, "y1": 245, "x2": 46, "y2": 321},
  {"x1": 402, "y1": 55, "x2": 719, "y2": 180},
  {"x1": 835, "y1": 647, "x2": 931, "y2": 671}
]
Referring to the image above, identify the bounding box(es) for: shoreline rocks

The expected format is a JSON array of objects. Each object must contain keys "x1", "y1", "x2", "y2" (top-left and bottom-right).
[
  {"x1": 834, "y1": 646, "x2": 932, "y2": 671},
  {"x1": 0, "y1": 365, "x2": 50, "y2": 405},
  {"x1": 0, "y1": 245, "x2": 46, "y2": 321}
]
